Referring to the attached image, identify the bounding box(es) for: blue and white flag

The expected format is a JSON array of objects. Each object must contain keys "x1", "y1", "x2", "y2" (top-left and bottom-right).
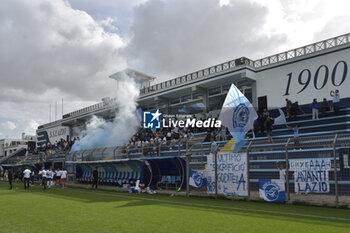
[
  {"x1": 135, "y1": 108, "x2": 143, "y2": 122},
  {"x1": 273, "y1": 109, "x2": 287, "y2": 125},
  {"x1": 259, "y1": 179, "x2": 286, "y2": 202},
  {"x1": 189, "y1": 170, "x2": 207, "y2": 188},
  {"x1": 218, "y1": 84, "x2": 258, "y2": 152}
]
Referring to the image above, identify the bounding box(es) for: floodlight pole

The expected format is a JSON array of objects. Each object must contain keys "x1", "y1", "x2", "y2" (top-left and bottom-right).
[
  {"x1": 214, "y1": 144, "x2": 220, "y2": 199},
  {"x1": 215, "y1": 150, "x2": 218, "y2": 199},
  {"x1": 186, "y1": 141, "x2": 190, "y2": 197},
  {"x1": 333, "y1": 134, "x2": 339, "y2": 207},
  {"x1": 285, "y1": 137, "x2": 291, "y2": 201},
  {"x1": 246, "y1": 141, "x2": 253, "y2": 200}
]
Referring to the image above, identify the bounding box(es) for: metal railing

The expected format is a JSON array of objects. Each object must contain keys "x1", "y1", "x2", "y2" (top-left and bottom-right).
[
  {"x1": 67, "y1": 137, "x2": 209, "y2": 163},
  {"x1": 38, "y1": 98, "x2": 118, "y2": 129},
  {"x1": 140, "y1": 57, "x2": 254, "y2": 96},
  {"x1": 186, "y1": 133, "x2": 350, "y2": 207},
  {"x1": 254, "y1": 33, "x2": 350, "y2": 68}
]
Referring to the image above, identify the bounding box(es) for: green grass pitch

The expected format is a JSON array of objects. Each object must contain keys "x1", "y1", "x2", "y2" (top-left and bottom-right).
[{"x1": 0, "y1": 182, "x2": 349, "y2": 233}]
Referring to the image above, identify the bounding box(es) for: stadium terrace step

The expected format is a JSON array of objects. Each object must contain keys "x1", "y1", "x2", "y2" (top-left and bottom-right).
[
  {"x1": 276, "y1": 107, "x2": 350, "y2": 122},
  {"x1": 272, "y1": 122, "x2": 349, "y2": 135},
  {"x1": 274, "y1": 114, "x2": 350, "y2": 130},
  {"x1": 254, "y1": 134, "x2": 346, "y2": 146},
  {"x1": 247, "y1": 128, "x2": 350, "y2": 143}
]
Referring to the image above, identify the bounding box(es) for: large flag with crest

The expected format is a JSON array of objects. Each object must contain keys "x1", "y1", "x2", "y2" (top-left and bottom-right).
[
  {"x1": 189, "y1": 170, "x2": 207, "y2": 188},
  {"x1": 259, "y1": 179, "x2": 286, "y2": 202},
  {"x1": 218, "y1": 84, "x2": 258, "y2": 152}
]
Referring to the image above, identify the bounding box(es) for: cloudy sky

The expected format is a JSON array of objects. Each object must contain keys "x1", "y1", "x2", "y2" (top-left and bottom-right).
[{"x1": 0, "y1": 0, "x2": 350, "y2": 138}]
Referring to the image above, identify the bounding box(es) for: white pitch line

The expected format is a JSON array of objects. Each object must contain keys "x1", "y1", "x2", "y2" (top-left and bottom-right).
[{"x1": 66, "y1": 188, "x2": 350, "y2": 222}]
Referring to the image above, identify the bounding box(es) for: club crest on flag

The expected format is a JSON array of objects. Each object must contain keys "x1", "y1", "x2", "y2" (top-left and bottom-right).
[
  {"x1": 259, "y1": 179, "x2": 286, "y2": 202},
  {"x1": 189, "y1": 170, "x2": 207, "y2": 188},
  {"x1": 233, "y1": 103, "x2": 249, "y2": 128}
]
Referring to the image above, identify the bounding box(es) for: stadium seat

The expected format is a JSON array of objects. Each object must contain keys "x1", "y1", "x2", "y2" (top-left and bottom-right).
[
  {"x1": 130, "y1": 171, "x2": 136, "y2": 185},
  {"x1": 106, "y1": 171, "x2": 111, "y2": 183},
  {"x1": 85, "y1": 171, "x2": 90, "y2": 182},
  {"x1": 117, "y1": 172, "x2": 125, "y2": 186},
  {"x1": 123, "y1": 171, "x2": 130, "y2": 184},
  {"x1": 111, "y1": 171, "x2": 117, "y2": 183},
  {"x1": 105, "y1": 172, "x2": 110, "y2": 183},
  {"x1": 171, "y1": 176, "x2": 176, "y2": 185}
]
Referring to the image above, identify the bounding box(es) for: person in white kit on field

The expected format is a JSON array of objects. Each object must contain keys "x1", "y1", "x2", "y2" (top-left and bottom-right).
[
  {"x1": 23, "y1": 167, "x2": 31, "y2": 189},
  {"x1": 59, "y1": 168, "x2": 68, "y2": 189},
  {"x1": 46, "y1": 166, "x2": 54, "y2": 188},
  {"x1": 55, "y1": 168, "x2": 61, "y2": 185},
  {"x1": 39, "y1": 167, "x2": 47, "y2": 190}
]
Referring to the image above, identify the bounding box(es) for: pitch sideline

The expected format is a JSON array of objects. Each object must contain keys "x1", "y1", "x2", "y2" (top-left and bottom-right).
[{"x1": 65, "y1": 187, "x2": 350, "y2": 222}]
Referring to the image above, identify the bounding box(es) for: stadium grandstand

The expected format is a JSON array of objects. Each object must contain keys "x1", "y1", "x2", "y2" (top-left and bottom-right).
[{"x1": 1, "y1": 33, "x2": 350, "y2": 207}]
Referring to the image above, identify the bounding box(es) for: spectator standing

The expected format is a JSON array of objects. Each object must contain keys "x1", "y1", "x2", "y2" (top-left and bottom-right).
[
  {"x1": 262, "y1": 108, "x2": 269, "y2": 119},
  {"x1": 285, "y1": 99, "x2": 292, "y2": 118},
  {"x1": 310, "y1": 99, "x2": 319, "y2": 119},
  {"x1": 277, "y1": 163, "x2": 286, "y2": 184},
  {"x1": 257, "y1": 114, "x2": 265, "y2": 136},
  {"x1": 23, "y1": 167, "x2": 31, "y2": 189},
  {"x1": 221, "y1": 126, "x2": 228, "y2": 141},
  {"x1": 253, "y1": 119, "x2": 259, "y2": 138},
  {"x1": 264, "y1": 116, "x2": 274, "y2": 143},
  {"x1": 321, "y1": 98, "x2": 329, "y2": 117},
  {"x1": 287, "y1": 125, "x2": 301, "y2": 150},
  {"x1": 290, "y1": 101, "x2": 305, "y2": 120},
  {"x1": 330, "y1": 90, "x2": 340, "y2": 114},
  {"x1": 210, "y1": 138, "x2": 217, "y2": 154},
  {"x1": 8, "y1": 168, "x2": 14, "y2": 190},
  {"x1": 92, "y1": 167, "x2": 98, "y2": 190}
]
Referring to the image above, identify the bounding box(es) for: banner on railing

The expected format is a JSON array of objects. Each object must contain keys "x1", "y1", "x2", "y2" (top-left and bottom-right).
[
  {"x1": 289, "y1": 158, "x2": 331, "y2": 193},
  {"x1": 189, "y1": 170, "x2": 207, "y2": 188},
  {"x1": 259, "y1": 179, "x2": 285, "y2": 202},
  {"x1": 206, "y1": 152, "x2": 248, "y2": 196}
]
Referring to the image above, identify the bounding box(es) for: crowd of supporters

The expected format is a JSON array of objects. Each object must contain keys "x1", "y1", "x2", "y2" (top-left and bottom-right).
[
  {"x1": 33, "y1": 138, "x2": 79, "y2": 155},
  {"x1": 127, "y1": 112, "x2": 231, "y2": 152}
]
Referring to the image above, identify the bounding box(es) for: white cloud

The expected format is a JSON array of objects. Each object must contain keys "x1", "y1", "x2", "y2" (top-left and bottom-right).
[
  {"x1": 0, "y1": 0, "x2": 127, "y2": 138},
  {"x1": 249, "y1": 0, "x2": 350, "y2": 49},
  {"x1": 0, "y1": 0, "x2": 126, "y2": 103},
  {"x1": 24, "y1": 120, "x2": 40, "y2": 136},
  {"x1": 68, "y1": 0, "x2": 147, "y2": 35},
  {"x1": 123, "y1": 0, "x2": 286, "y2": 80},
  {"x1": 1, "y1": 121, "x2": 17, "y2": 131}
]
